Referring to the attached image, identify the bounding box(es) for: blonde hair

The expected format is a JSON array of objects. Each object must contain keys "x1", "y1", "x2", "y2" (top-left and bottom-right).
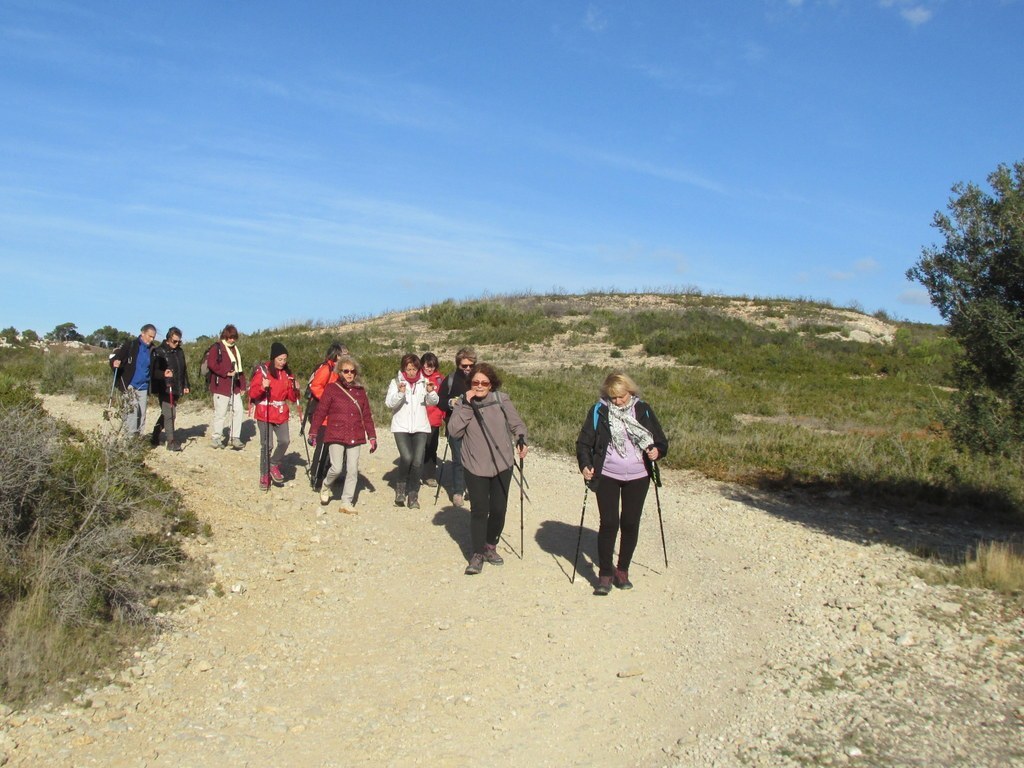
[{"x1": 601, "y1": 372, "x2": 639, "y2": 400}]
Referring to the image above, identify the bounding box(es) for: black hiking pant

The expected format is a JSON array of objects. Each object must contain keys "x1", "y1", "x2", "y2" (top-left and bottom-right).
[
  {"x1": 595, "y1": 474, "x2": 650, "y2": 576},
  {"x1": 464, "y1": 468, "x2": 512, "y2": 554}
]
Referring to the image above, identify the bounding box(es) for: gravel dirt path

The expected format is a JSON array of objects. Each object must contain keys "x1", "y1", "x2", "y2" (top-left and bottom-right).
[{"x1": 1, "y1": 395, "x2": 1020, "y2": 767}]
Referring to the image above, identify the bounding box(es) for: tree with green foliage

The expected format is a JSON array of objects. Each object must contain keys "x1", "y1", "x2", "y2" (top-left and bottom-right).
[
  {"x1": 0, "y1": 327, "x2": 17, "y2": 345},
  {"x1": 45, "y1": 322, "x2": 83, "y2": 343},
  {"x1": 86, "y1": 325, "x2": 132, "y2": 349},
  {"x1": 907, "y1": 160, "x2": 1024, "y2": 455},
  {"x1": 21, "y1": 330, "x2": 38, "y2": 343}
]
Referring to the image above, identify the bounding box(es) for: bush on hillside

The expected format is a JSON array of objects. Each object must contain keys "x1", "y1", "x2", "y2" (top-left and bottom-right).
[{"x1": 0, "y1": 390, "x2": 207, "y2": 703}]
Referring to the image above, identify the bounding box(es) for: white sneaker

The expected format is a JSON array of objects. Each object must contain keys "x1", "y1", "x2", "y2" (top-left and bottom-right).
[{"x1": 319, "y1": 487, "x2": 331, "y2": 505}]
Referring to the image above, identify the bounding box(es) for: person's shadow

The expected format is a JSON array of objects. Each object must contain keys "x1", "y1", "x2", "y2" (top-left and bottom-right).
[
  {"x1": 535, "y1": 519, "x2": 598, "y2": 585},
  {"x1": 432, "y1": 505, "x2": 472, "y2": 558}
]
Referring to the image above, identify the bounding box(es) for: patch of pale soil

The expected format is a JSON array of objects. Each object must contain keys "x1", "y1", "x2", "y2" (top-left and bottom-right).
[
  {"x1": 323, "y1": 295, "x2": 897, "y2": 383},
  {"x1": 2, "y1": 395, "x2": 1020, "y2": 767}
]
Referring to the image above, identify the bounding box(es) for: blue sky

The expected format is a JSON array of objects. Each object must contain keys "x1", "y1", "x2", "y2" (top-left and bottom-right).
[{"x1": 2, "y1": 0, "x2": 1021, "y2": 339}]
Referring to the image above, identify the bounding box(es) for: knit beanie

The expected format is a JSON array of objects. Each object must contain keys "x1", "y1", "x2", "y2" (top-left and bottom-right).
[{"x1": 270, "y1": 341, "x2": 288, "y2": 360}]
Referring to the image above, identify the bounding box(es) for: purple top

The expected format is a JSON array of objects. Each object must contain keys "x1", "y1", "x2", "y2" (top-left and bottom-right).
[{"x1": 601, "y1": 436, "x2": 648, "y2": 481}]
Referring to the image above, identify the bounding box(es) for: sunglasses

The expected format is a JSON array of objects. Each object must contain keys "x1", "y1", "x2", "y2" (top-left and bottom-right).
[
  {"x1": 340, "y1": 368, "x2": 356, "y2": 374},
  {"x1": 470, "y1": 379, "x2": 491, "y2": 387},
  {"x1": 459, "y1": 364, "x2": 475, "y2": 370},
  {"x1": 168, "y1": 339, "x2": 181, "y2": 345}
]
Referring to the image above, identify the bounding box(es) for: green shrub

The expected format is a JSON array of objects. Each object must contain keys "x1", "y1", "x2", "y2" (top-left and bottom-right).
[
  {"x1": 421, "y1": 299, "x2": 565, "y2": 345},
  {"x1": 0, "y1": 404, "x2": 207, "y2": 703}
]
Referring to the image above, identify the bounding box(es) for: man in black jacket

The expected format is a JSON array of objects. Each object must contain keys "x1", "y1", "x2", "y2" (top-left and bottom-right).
[
  {"x1": 150, "y1": 327, "x2": 191, "y2": 451},
  {"x1": 109, "y1": 323, "x2": 157, "y2": 437}
]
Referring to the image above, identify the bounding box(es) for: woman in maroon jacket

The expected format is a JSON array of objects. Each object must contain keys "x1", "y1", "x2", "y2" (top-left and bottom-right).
[
  {"x1": 309, "y1": 355, "x2": 377, "y2": 513},
  {"x1": 207, "y1": 324, "x2": 247, "y2": 450}
]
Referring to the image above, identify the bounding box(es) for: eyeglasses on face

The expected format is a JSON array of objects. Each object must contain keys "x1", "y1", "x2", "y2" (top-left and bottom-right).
[
  {"x1": 168, "y1": 339, "x2": 181, "y2": 345},
  {"x1": 470, "y1": 379, "x2": 491, "y2": 387},
  {"x1": 459, "y1": 363, "x2": 474, "y2": 370},
  {"x1": 340, "y1": 368, "x2": 356, "y2": 374}
]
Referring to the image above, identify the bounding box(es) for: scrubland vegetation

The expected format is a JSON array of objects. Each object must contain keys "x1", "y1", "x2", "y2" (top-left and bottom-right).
[
  {"x1": 3, "y1": 289, "x2": 1021, "y2": 701},
  {"x1": 0, "y1": 371, "x2": 207, "y2": 704}
]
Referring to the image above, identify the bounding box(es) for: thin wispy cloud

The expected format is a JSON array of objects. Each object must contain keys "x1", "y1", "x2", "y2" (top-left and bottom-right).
[
  {"x1": 583, "y1": 4, "x2": 609, "y2": 33},
  {"x1": 898, "y1": 288, "x2": 932, "y2": 306},
  {"x1": 879, "y1": 0, "x2": 935, "y2": 26}
]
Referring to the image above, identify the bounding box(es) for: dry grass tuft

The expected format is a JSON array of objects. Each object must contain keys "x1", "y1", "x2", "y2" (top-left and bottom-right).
[{"x1": 957, "y1": 540, "x2": 1024, "y2": 595}]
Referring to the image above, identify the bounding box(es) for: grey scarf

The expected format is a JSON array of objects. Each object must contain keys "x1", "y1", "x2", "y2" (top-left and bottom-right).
[{"x1": 608, "y1": 396, "x2": 653, "y2": 457}]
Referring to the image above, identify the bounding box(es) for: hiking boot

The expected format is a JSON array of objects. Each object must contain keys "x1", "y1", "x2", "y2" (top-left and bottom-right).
[
  {"x1": 150, "y1": 425, "x2": 161, "y2": 447},
  {"x1": 593, "y1": 576, "x2": 613, "y2": 596},
  {"x1": 319, "y1": 486, "x2": 332, "y2": 505},
  {"x1": 614, "y1": 568, "x2": 633, "y2": 590},
  {"x1": 424, "y1": 476, "x2": 438, "y2": 488},
  {"x1": 229, "y1": 438, "x2": 244, "y2": 451},
  {"x1": 259, "y1": 474, "x2": 270, "y2": 491},
  {"x1": 453, "y1": 493, "x2": 464, "y2": 508},
  {"x1": 166, "y1": 441, "x2": 182, "y2": 452},
  {"x1": 394, "y1": 483, "x2": 406, "y2": 507},
  {"x1": 211, "y1": 437, "x2": 225, "y2": 449},
  {"x1": 339, "y1": 504, "x2": 358, "y2": 515},
  {"x1": 482, "y1": 544, "x2": 504, "y2": 566},
  {"x1": 269, "y1": 465, "x2": 285, "y2": 483},
  {"x1": 407, "y1": 493, "x2": 420, "y2": 510},
  {"x1": 464, "y1": 553, "x2": 484, "y2": 575}
]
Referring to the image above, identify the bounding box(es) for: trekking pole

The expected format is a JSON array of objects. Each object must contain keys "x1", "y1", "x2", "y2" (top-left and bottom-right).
[
  {"x1": 517, "y1": 435, "x2": 525, "y2": 559},
  {"x1": 433, "y1": 435, "x2": 449, "y2": 505},
  {"x1": 104, "y1": 367, "x2": 119, "y2": 420},
  {"x1": 300, "y1": 413, "x2": 312, "y2": 481},
  {"x1": 262, "y1": 370, "x2": 272, "y2": 491},
  {"x1": 653, "y1": 460, "x2": 668, "y2": 568},
  {"x1": 227, "y1": 372, "x2": 236, "y2": 444},
  {"x1": 470, "y1": 398, "x2": 518, "y2": 556},
  {"x1": 571, "y1": 484, "x2": 588, "y2": 584}
]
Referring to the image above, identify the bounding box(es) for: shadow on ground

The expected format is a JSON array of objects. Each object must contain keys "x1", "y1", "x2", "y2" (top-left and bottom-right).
[{"x1": 721, "y1": 482, "x2": 1022, "y2": 565}]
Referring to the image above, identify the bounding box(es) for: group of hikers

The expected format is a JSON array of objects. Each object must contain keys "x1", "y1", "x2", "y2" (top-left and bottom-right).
[{"x1": 109, "y1": 323, "x2": 668, "y2": 593}]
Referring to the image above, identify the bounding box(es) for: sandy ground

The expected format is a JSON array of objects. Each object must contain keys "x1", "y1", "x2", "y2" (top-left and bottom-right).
[{"x1": 1, "y1": 394, "x2": 1020, "y2": 767}]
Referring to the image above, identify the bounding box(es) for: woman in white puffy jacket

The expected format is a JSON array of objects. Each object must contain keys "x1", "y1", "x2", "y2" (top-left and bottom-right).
[{"x1": 385, "y1": 353, "x2": 439, "y2": 509}]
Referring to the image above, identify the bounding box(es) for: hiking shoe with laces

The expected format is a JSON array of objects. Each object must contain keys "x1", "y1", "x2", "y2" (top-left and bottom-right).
[
  {"x1": 229, "y1": 438, "x2": 244, "y2": 450},
  {"x1": 464, "y1": 553, "x2": 485, "y2": 575},
  {"x1": 424, "y1": 476, "x2": 437, "y2": 488},
  {"x1": 269, "y1": 465, "x2": 285, "y2": 483},
  {"x1": 394, "y1": 483, "x2": 406, "y2": 507},
  {"x1": 319, "y1": 486, "x2": 332, "y2": 505},
  {"x1": 453, "y1": 493, "x2": 464, "y2": 508},
  {"x1": 259, "y1": 474, "x2": 270, "y2": 491},
  {"x1": 407, "y1": 494, "x2": 420, "y2": 510},
  {"x1": 593, "y1": 576, "x2": 613, "y2": 596},
  {"x1": 211, "y1": 437, "x2": 225, "y2": 449},
  {"x1": 614, "y1": 569, "x2": 633, "y2": 590},
  {"x1": 482, "y1": 544, "x2": 504, "y2": 565},
  {"x1": 167, "y1": 441, "x2": 182, "y2": 452}
]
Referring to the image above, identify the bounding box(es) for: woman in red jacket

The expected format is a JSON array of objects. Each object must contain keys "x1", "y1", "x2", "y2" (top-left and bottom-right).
[
  {"x1": 249, "y1": 341, "x2": 301, "y2": 490},
  {"x1": 309, "y1": 355, "x2": 377, "y2": 513},
  {"x1": 420, "y1": 352, "x2": 445, "y2": 488}
]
